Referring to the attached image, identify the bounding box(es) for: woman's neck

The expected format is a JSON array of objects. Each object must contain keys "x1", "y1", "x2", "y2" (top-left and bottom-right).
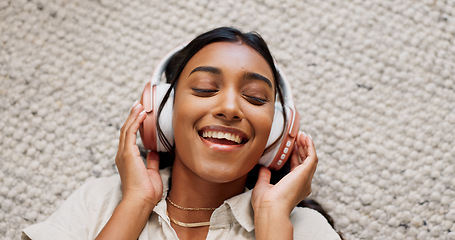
[
  {"x1": 166, "y1": 159, "x2": 248, "y2": 240},
  {"x1": 168, "y1": 159, "x2": 248, "y2": 210}
]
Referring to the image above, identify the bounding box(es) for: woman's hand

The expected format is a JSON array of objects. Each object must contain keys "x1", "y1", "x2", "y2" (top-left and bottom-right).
[
  {"x1": 96, "y1": 101, "x2": 163, "y2": 240},
  {"x1": 252, "y1": 131, "x2": 318, "y2": 240},
  {"x1": 115, "y1": 101, "x2": 163, "y2": 209}
]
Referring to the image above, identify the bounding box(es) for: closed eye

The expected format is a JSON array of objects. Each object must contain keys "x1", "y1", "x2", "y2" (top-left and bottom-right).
[
  {"x1": 192, "y1": 88, "x2": 218, "y2": 96},
  {"x1": 243, "y1": 94, "x2": 268, "y2": 105}
]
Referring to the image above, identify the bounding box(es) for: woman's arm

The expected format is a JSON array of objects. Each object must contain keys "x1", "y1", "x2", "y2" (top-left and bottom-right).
[
  {"x1": 95, "y1": 194, "x2": 155, "y2": 240},
  {"x1": 252, "y1": 132, "x2": 318, "y2": 240},
  {"x1": 253, "y1": 195, "x2": 294, "y2": 240},
  {"x1": 96, "y1": 101, "x2": 163, "y2": 240}
]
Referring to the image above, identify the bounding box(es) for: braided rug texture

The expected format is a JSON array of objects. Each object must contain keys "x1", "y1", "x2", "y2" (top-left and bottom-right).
[{"x1": 1, "y1": 0, "x2": 454, "y2": 239}]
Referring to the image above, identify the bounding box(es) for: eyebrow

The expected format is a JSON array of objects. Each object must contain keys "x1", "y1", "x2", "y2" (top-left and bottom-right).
[
  {"x1": 244, "y1": 72, "x2": 273, "y2": 88},
  {"x1": 189, "y1": 65, "x2": 273, "y2": 88},
  {"x1": 189, "y1": 66, "x2": 221, "y2": 76}
]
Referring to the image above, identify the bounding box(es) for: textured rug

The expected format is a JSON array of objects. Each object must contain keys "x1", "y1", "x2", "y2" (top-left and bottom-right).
[{"x1": 1, "y1": 0, "x2": 454, "y2": 239}]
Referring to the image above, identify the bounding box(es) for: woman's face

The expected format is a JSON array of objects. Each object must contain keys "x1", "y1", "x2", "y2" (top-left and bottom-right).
[{"x1": 172, "y1": 41, "x2": 276, "y2": 183}]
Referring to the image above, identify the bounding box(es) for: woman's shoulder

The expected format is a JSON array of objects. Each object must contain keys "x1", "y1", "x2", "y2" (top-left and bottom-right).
[
  {"x1": 51, "y1": 174, "x2": 124, "y2": 219},
  {"x1": 290, "y1": 207, "x2": 341, "y2": 240},
  {"x1": 70, "y1": 166, "x2": 172, "y2": 205},
  {"x1": 21, "y1": 175, "x2": 123, "y2": 240},
  {"x1": 69, "y1": 174, "x2": 122, "y2": 203}
]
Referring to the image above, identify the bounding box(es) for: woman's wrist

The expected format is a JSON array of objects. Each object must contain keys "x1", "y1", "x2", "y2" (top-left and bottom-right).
[
  {"x1": 95, "y1": 196, "x2": 157, "y2": 239},
  {"x1": 254, "y1": 203, "x2": 290, "y2": 222},
  {"x1": 254, "y1": 205, "x2": 293, "y2": 240},
  {"x1": 121, "y1": 193, "x2": 158, "y2": 214}
]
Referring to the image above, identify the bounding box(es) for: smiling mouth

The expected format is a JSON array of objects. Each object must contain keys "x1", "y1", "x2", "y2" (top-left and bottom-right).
[{"x1": 199, "y1": 130, "x2": 246, "y2": 145}]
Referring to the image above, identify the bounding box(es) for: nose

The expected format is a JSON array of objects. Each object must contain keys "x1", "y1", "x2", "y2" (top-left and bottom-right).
[{"x1": 213, "y1": 89, "x2": 243, "y2": 121}]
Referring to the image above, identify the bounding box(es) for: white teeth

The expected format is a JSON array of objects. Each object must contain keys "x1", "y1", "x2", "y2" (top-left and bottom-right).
[
  {"x1": 225, "y1": 133, "x2": 232, "y2": 140},
  {"x1": 202, "y1": 131, "x2": 242, "y2": 144}
]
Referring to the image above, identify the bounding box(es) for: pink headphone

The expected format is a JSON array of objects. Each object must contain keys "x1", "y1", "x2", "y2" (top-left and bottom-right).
[{"x1": 139, "y1": 44, "x2": 299, "y2": 170}]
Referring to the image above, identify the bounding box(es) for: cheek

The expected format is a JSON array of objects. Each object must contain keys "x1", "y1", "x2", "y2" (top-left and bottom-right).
[
  {"x1": 172, "y1": 92, "x2": 210, "y2": 149},
  {"x1": 247, "y1": 104, "x2": 275, "y2": 143},
  {"x1": 172, "y1": 94, "x2": 190, "y2": 144},
  {"x1": 173, "y1": 93, "x2": 205, "y2": 127},
  {"x1": 173, "y1": 95, "x2": 194, "y2": 131}
]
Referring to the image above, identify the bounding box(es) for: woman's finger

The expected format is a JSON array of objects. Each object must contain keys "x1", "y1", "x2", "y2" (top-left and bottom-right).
[
  {"x1": 118, "y1": 101, "x2": 142, "y2": 150},
  {"x1": 290, "y1": 146, "x2": 300, "y2": 171},
  {"x1": 123, "y1": 101, "x2": 142, "y2": 133},
  {"x1": 285, "y1": 134, "x2": 317, "y2": 188},
  {"x1": 297, "y1": 132, "x2": 307, "y2": 160},
  {"x1": 301, "y1": 135, "x2": 318, "y2": 174},
  {"x1": 124, "y1": 107, "x2": 147, "y2": 149},
  {"x1": 290, "y1": 131, "x2": 308, "y2": 171}
]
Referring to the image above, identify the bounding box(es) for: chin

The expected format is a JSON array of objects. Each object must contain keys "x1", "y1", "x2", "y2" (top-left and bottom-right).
[{"x1": 187, "y1": 156, "x2": 255, "y2": 184}]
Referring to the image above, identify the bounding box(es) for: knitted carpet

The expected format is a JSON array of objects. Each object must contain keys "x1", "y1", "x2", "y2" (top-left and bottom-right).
[{"x1": 1, "y1": 0, "x2": 454, "y2": 239}]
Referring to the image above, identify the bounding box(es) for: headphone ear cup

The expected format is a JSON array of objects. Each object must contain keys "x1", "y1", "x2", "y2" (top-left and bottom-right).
[
  {"x1": 258, "y1": 103, "x2": 285, "y2": 167},
  {"x1": 259, "y1": 104, "x2": 300, "y2": 170},
  {"x1": 266, "y1": 103, "x2": 285, "y2": 148},
  {"x1": 139, "y1": 83, "x2": 174, "y2": 152},
  {"x1": 139, "y1": 82, "x2": 156, "y2": 151}
]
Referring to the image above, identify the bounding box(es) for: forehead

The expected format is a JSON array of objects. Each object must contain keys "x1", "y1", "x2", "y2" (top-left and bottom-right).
[{"x1": 181, "y1": 42, "x2": 275, "y2": 86}]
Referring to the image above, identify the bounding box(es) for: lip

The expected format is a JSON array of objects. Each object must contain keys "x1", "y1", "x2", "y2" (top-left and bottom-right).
[{"x1": 198, "y1": 125, "x2": 250, "y2": 152}]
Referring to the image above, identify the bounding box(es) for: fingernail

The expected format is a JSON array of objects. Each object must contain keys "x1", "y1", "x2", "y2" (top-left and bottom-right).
[
  {"x1": 132, "y1": 100, "x2": 139, "y2": 109},
  {"x1": 299, "y1": 131, "x2": 307, "y2": 138},
  {"x1": 139, "y1": 109, "x2": 146, "y2": 116},
  {"x1": 134, "y1": 103, "x2": 144, "y2": 110},
  {"x1": 308, "y1": 134, "x2": 313, "y2": 140}
]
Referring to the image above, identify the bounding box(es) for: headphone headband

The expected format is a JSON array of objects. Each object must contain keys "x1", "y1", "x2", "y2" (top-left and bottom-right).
[{"x1": 151, "y1": 44, "x2": 187, "y2": 85}]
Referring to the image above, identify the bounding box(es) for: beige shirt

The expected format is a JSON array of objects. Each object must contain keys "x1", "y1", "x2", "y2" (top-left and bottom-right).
[{"x1": 22, "y1": 167, "x2": 341, "y2": 240}]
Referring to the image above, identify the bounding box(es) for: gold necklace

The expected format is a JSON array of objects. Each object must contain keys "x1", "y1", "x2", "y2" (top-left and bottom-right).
[
  {"x1": 166, "y1": 210, "x2": 211, "y2": 228},
  {"x1": 166, "y1": 197, "x2": 217, "y2": 211}
]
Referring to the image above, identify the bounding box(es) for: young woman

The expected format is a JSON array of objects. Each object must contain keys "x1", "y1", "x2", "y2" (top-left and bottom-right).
[{"x1": 23, "y1": 27, "x2": 341, "y2": 240}]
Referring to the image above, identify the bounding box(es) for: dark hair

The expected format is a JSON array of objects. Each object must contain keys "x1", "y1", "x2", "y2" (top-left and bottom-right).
[{"x1": 147, "y1": 26, "x2": 342, "y2": 238}]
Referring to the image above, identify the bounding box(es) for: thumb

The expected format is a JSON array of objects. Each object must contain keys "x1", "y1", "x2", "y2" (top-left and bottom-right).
[
  {"x1": 255, "y1": 166, "x2": 271, "y2": 189},
  {"x1": 146, "y1": 151, "x2": 160, "y2": 172},
  {"x1": 252, "y1": 166, "x2": 272, "y2": 210}
]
